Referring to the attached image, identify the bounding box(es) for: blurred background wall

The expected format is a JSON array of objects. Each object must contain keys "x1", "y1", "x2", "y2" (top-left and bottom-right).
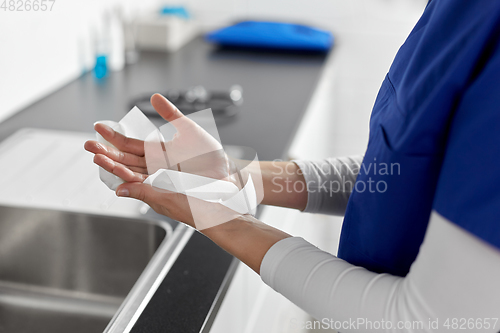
[{"x1": 0, "y1": 0, "x2": 426, "y2": 123}]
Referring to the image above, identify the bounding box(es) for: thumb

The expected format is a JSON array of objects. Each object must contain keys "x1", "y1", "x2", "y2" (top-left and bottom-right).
[
  {"x1": 151, "y1": 93, "x2": 187, "y2": 123},
  {"x1": 151, "y1": 93, "x2": 194, "y2": 132}
]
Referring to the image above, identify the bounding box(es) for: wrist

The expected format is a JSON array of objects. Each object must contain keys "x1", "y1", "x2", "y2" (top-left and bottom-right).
[
  {"x1": 201, "y1": 214, "x2": 259, "y2": 241},
  {"x1": 262, "y1": 161, "x2": 308, "y2": 211},
  {"x1": 201, "y1": 214, "x2": 291, "y2": 274}
]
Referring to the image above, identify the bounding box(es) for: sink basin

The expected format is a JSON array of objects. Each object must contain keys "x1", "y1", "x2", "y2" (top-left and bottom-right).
[{"x1": 0, "y1": 205, "x2": 190, "y2": 333}]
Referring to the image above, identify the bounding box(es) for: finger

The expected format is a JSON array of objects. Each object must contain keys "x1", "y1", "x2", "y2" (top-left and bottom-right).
[
  {"x1": 94, "y1": 154, "x2": 148, "y2": 183},
  {"x1": 116, "y1": 182, "x2": 164, "y2": 202},
  {"x1": 94, "y1": 123, "x2": 145, "y2": 156},
  {"x1": 115, "y1": 182, "x2": 176, "y2": 216},
  {"x1": 129, "y1": 165, "x2": 148, "y2": 174},
  {"x1": 85, "y1": 140, "x2": 147, "y2": 168},
  {"x1": 150, "y1": 93, "x2": 193, "y2": 130}
]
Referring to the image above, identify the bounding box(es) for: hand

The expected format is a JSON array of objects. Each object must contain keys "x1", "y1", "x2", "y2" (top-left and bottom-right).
[
  {"x1": 86, "y1": 94, "x2": 291, "y2": 274},
  {"x1": 84, "y1": 93, "x2": 242, "y2": 228}
]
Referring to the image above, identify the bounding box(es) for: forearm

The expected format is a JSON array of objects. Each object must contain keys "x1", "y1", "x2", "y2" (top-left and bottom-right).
[
  {"x1": 251, "y1": 156, "x2": 363, "y2": 215},
  {"x1": 202, "y1": 214, "x2": 291, "y2": 274},
  {"x1": 260, "y1": 212, "x2": 500, "y2": 331},
  {"x1": 199, "y1": 161, "x2": 308, "y2": 273},
  {"x1": 246, "y1": 160, "x2": 308, "y2": 211}
]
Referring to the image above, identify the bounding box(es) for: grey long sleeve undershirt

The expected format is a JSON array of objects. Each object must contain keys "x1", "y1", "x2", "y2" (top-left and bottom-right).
[
  {"x1": 260, "y1": 158, "x2": 500, "y2": 331},
  {"x1": 293, "y1": 155, "x2": 364, "y2": 216},
  {"x1": 260, "y1": 212, "x2": 500, "y2": 332}
]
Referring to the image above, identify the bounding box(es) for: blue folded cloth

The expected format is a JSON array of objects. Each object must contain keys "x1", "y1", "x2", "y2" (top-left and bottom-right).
[{"x1": 206, "y1": 21, "x2": 333, "y2": 52}]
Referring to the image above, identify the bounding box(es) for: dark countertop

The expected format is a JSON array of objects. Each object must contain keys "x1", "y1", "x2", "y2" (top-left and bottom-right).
[{"x1": 0, "y1": 37, "x2": 327, "y2": 332}]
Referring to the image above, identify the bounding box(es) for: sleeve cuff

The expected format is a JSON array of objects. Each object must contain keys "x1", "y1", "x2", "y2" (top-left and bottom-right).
[{"x1": 292, "y1": 160, "x2": 320, "y2": 213}]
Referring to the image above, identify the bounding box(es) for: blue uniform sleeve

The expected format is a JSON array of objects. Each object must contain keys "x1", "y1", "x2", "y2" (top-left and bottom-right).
[{"x1": 433, "y1": 42, "x2": 500, "y2": 249}]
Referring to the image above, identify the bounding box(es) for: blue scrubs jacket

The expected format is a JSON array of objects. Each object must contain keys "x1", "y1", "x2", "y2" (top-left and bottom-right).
[{"x1": 338, "y1": 0, "x2": 500, "y2": 276}]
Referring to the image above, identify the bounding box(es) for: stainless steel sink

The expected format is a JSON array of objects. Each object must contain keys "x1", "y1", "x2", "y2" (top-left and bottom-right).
[{"x1": 0, "y1": 205, "x2": 191, "y2": 333}]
